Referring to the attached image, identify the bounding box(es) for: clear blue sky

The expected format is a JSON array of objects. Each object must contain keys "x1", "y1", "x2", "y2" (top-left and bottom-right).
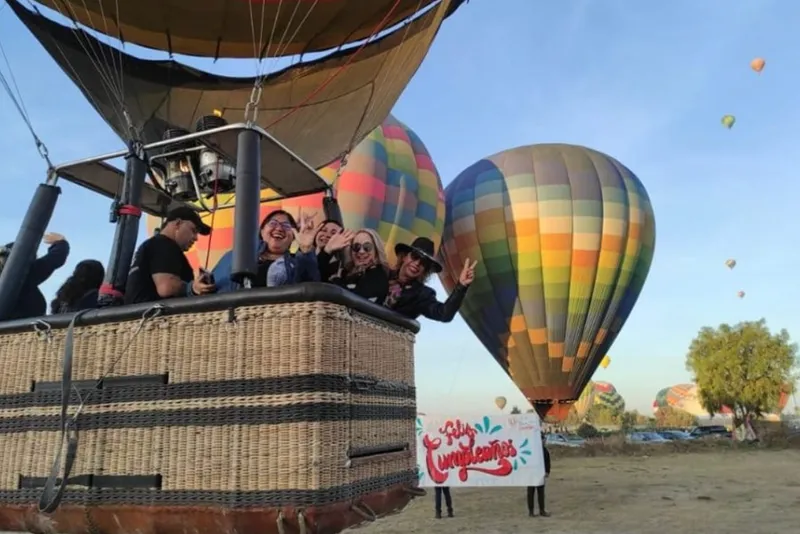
[{"x1": 1, "y1": 0, "x2": 798, "y2": 415}]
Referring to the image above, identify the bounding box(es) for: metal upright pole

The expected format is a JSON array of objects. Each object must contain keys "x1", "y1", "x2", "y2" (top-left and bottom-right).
[
  {"x1": 98, "y1": 142, "x2": 147, "y2": 306},
  {"x1": 230, "y1": 128, "x2": 261, "y2": 286},
  {"x1": 0, "y1": 182, "x2": 61, "y2": 319}
]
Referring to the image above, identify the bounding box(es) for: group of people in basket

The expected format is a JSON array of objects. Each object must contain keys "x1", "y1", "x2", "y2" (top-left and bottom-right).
[{"x1": 0, "y1": 206, "x2": 476, "y2": 321}]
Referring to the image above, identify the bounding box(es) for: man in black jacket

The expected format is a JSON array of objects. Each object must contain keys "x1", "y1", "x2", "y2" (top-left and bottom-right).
[{"x1": 526, "y1": 432, "x2": 551, "y2": 517}]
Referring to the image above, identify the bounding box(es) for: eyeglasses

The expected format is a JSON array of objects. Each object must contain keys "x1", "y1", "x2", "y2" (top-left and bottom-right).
[
  {"x1": 351, "y1": 242, "x2": 374, "y2": 254},
  {"x1": 266, "y1": 220, "x2": 294, "y2": 230}
]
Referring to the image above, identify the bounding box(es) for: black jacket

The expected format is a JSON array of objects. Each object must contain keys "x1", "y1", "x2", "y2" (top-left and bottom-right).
[
  {"x1": 52, "y1": 288, "x2": 100, "y2": 314},
  {"x1": 331, "y1": 264, "x2": 389, "y2": 304},
  {"x1": 386, "y1": 277, "x2": 468, "y2": 321},
  {"x1": 543, "y1": 445, "x2": 551, "y2": 475},
  {"x1": 7, "y1": 240, "x2": 70, "y2": 320}
]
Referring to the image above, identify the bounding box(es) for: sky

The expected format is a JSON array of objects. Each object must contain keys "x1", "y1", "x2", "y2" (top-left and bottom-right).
[{"x1": 0, "y1": 0, "x2": 799, "y2": 415}]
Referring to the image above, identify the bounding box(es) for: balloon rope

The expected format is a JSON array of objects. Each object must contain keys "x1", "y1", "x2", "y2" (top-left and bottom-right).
[
  {"x1": 264, "y1": 0, "x2": 403, "y2": 129},
  {"x1": 203, "y1": 163, "x2": 222, "y2": 271}
]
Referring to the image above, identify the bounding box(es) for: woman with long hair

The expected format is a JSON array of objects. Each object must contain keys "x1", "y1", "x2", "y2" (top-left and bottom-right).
[
  {"x1": 314, "y1": 219, "x2": 343, "y2": 281},
  {"x1": 319, "y1": 228, "x2": 390, "y2": 303},
  {"x1": 50, "y1": 259, "x2": 105, "y2": 314}
]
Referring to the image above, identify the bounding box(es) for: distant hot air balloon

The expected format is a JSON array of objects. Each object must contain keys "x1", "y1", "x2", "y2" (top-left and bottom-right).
[
  {"x1": 737, "y1": 290, "x2": 745, "y2": 298},
  {"x1": 725, "y1": 259, "x2": 737, "y2": 269},
  {"x1": 593, "y1": 381, "x2": 626, "y2": 413},
  {"x1": 572, "y1": 381, "x2": 596, "y2": 419},
  {"x1": 722, "y1": 115, "x2": 736, "y2": 129},
  {"x1": 600, "y1": 355, "x2": 611, "y2": 369},
  {"x1": 495, "y1": 396, "x2": 507, "y2": 410},
  {"x1": 145, "y1": 115, "x2": 445, "y2": 269},
  {"x1": 750, "y1": 57, "x2": 765, "y2": 73},
  {"x1": 438, "y1": 144, "x2": 656, "y2": 421},
  {"x1": 653, "y1": 383, "x2": 732, "y2": 417}
]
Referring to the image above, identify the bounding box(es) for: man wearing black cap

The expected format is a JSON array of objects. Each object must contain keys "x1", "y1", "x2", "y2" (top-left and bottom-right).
[{"x1": 124, "y1": 207, "x2": 216, "y2": 304}]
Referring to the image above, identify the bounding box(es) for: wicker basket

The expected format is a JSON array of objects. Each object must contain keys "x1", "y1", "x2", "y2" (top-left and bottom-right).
[{"x1": 0, "y1": 298, "x2": 421, "y2": 534}]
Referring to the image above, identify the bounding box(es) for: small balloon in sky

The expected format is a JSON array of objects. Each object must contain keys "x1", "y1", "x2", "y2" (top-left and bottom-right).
[
  {"x1": 725, "y1": 258, "x2": 737, "y2": 269},
  {"x1": 737, "y1": 290, "x2": 746, "y2": 299},
  {"x1": 750, "y1": 57, "x2": 765, "y2": 73},
  {"x1": 721, "y1": 115, "x2": 736, "y2": 129}
]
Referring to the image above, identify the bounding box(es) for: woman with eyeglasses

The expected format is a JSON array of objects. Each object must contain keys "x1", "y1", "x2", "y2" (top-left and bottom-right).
[
  {"x1": 213, "y1": 210, "x2": 317, "y2": 291},
  {"x1": 318, "y1": 228, "x2": 389, "y2": 304},
  {"x1": 384, "y1": 237, "x2": 476, "y2": 321}
]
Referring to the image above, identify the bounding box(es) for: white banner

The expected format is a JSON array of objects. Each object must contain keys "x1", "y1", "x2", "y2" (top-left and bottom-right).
[{"x1": 416, "y1": 414, "x2": 545, "y2": 487}]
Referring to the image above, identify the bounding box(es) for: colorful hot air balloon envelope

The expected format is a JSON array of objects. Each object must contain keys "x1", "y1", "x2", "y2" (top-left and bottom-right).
[
  {"x1": 750, "y1": 57, "x2": 765, "y2": 73},
  {"x1": 593, "y1": 381, "x2": 626, "y2": 413},
  {"x1": 654, "y1": 383, "x2": 731, "y2": 417},
  {"x1": 145, "y1": 115, "x2": 445, "y2": 269},
  {"x1": 495, "y1": 396, "x2": 507, "y2": 410},
  {"x1": 722, "y1": 115, "x2": 736, "y2": 129},
  {"x1": 572, "y1": 381, "x2": 595, "y2": 419},
  {"x1": 438, "y1": 144, "x2": 656, "y2": 421},
  {"x1": 725, "y1": 258, "x2": 736, "y2": 269}
]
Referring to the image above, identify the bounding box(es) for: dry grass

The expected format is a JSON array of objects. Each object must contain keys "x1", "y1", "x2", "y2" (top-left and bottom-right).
[{"x1": 360, "y1": 449, "x2": 800, "y2": 534}]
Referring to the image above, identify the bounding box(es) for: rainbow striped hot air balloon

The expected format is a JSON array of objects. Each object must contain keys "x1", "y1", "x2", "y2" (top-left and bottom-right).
[
  {"x1": 145, "y1": 115, "x2": 445, "y2": 269},
  {"x1": 438, "y1": 144, "x2": 655, "y2": 421}
]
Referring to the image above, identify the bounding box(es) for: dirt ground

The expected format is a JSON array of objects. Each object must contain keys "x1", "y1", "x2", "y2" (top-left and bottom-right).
[{"x1": 360, "y1": 450, "x2": 800, "y2": 534}]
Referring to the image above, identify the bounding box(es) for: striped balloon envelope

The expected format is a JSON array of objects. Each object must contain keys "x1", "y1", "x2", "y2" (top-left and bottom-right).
[
  {"x1": 145, "y1": 115, "x2": 445, "y2": 269},
  {"x1": 571, "y1": 381, "x2": 596, "y2": 419},
  {"x1": 438, "y1": 144, "x2": 656, "y2": 421},
  {"x1": 593, "y1": 381, "x2": 626, "y2": 413}
]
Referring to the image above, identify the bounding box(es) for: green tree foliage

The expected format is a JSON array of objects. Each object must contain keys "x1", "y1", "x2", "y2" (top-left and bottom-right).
[
  {"x1": 509, "y1": 405, "x2": 522, "y2": 414},
  {"x1": 576, "y1": 422, "x2": 599, "y2": 438},
  {"x1": 619, "y1": 411, "x2": 638, "y2": 432},
  {"x1": 686, "y1": 319, "x2": 798, "y2": 421},
  {"x1": 654, "y1": 406, "x2": 698, "y2": 428},
  {"x1": 587, "y1": 404, "x2": 619, "y2": 426}
]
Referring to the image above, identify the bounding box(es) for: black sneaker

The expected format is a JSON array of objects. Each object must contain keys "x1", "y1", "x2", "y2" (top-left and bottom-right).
[
  {"x1": 435, "y1": 511, "x2": 442, "y2": 519},
  {"x1": 528, "y1": 510, "x2": 535, "y2": 517},
  {"x1": 447, "y1": 510, "x2": 454, "y2": 518},
  {"x1": 540, "y1": 511, "x2": 551, "y2": 517}
]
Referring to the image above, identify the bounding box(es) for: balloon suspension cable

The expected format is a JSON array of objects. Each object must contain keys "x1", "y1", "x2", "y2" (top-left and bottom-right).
[
  {"x1": 264, "y1": 0, "x2": 404, "y2": 130},
  {"x1": 0, "y1": 38, "x2": 53, "y2": 171}
]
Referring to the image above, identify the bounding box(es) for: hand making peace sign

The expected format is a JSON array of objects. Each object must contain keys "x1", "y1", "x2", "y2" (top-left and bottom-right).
[{"x1": 459, "y1": 258, "x2": 478, "y2": 286}]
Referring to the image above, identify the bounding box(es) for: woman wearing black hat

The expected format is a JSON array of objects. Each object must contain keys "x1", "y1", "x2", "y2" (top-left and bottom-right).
[{"x1": 384, "y1": 237, "x2": 476, "y2": 321}]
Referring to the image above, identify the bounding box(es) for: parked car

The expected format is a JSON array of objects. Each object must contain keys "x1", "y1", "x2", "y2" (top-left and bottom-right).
[
  {"x1": 545, "y1": 433, "x2": 585, "y2": 447},
  {"x1": 688, "y1": 425, "x2": 731, "y2": 439},
  {"x1": 657, "y1": 430, "x2": 695, "y2": 441},
  {"x1": 627, "y1": 431, "x2": 669, "y2": 443}
]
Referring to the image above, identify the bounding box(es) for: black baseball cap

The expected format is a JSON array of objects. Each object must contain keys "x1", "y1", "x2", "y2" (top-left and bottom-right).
[{"x1": 163, "y1": 207, "x2": 211, "y2": 235}]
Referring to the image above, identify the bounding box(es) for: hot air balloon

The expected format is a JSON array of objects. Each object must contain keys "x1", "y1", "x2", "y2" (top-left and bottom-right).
[
  {"x1": 751, "y1": 57, "x2": 766, "y2": 73},
  {"x1": 495, "y1": 396, "x2": 508, "y2": 410},
  {"x1": 438, "y1": 144, "x2": 656, "y2": 421},
  {"x1": 722, "y1": 115, "x2": 736, "y2": 129},
  {"x1": 571, "y1": 382, "x2": 596, "y2": 419},
  {"x1": 737, "y1": 290, "x2": 746, "y2": 298},
  {"x1": 653, "y1": 384, "x2": 731, "y2": 417},
  {"x1": 146, "y1": 115, "x2": 445, "y2": 269},
  {"x1": 725, "y1": 259, "x2": 737, "y2": 269},
  {"x1": 600, "y1": 355, "x2": 611, "y2": 369},
  {"x1": 0, "y1": 1, "x2": 468, "y2": 534},
  {"x1": 593, "y1": 381, "x2": 626, "y2": 413}
]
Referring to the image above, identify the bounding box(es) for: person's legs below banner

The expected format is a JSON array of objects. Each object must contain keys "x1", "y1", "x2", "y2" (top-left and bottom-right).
[{"x1": 434, "y1": 486, "x2": 454, "y2": 518}]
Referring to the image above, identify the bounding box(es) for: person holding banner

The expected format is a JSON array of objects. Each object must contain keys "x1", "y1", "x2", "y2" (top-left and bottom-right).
[
  {"x1": 434, "y1": 486, "x2": 454, "y2": 519},
  {"x1": 526, "y1": 432, "x2": 551, "y2": 517}
]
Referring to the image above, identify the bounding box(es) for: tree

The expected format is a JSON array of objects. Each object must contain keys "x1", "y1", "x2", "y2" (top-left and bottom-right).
[
  {"x1": 619, "y1": 411, "x2": 638, "y2": 433},
  {"x1": 587, "y1": 405, "x2": 619, "y2": 426},
  {"x1": 654, "y1": 406, "x2": 698, "y2": 428},
  {"x1": 686, "y1": 319, "x2": 798, "y2": 423},
  {"x1": 509, "y1": 405, "x2": 522, "y2": 414}
]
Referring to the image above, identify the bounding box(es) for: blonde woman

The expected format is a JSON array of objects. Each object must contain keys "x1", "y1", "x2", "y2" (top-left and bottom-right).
[{"x1": 318, "y1": 228, "x2": 389, "y2": 304}]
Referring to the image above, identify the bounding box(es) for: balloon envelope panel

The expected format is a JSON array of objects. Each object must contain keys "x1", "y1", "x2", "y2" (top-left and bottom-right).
[
  {"x1": 437, "y1": 144, "x2": 655, "y2": 417},
  {"x1": 145, "y1": 115, "x2": 445, "y2": 269}
]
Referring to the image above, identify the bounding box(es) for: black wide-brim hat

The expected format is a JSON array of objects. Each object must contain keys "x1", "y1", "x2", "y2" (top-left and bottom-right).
[{"x1": 394, "y1": 237, "x2": 443, "y2": 273}]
